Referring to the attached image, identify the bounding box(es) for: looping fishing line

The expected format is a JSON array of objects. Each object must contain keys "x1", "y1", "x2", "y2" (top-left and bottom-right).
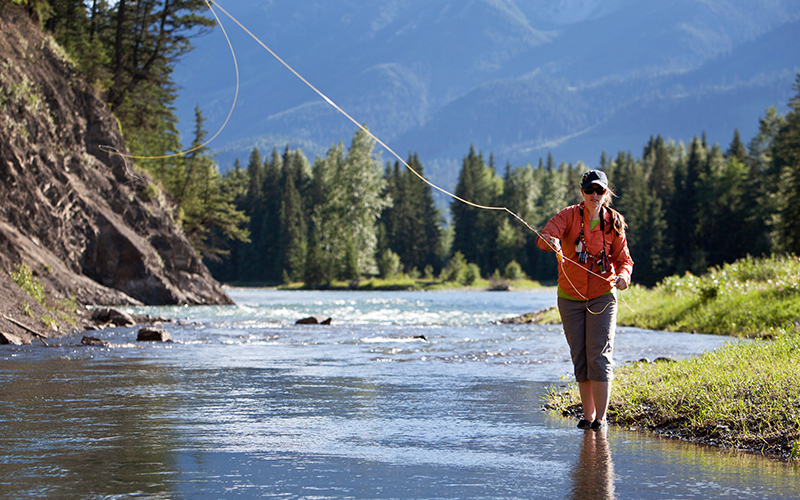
[
  {"x1": 99, "y1": 0, "x2": 239, "y2": 161},
  {"x1": 209, "y1": 1, "x2": 631, "y2": 311},
  {"x1": 102, "y1": 0, "x2": 630, "y2": 311}
]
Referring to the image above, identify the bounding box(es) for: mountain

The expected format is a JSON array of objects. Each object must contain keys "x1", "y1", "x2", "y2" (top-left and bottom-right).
[
  {"x1": 0, "y1": 4, "x2": 232, "y2": 335},
  {"x1": 172, "y1": 0, "x2": 800, "y2": 192}
]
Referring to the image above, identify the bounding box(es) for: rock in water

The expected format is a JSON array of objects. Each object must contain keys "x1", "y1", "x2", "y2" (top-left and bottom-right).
[
  {"x1": 137, "y1": 328, "x2": 172, "y2": 342},
  {"x1": 81, "y1": 336, "x2": 108, "y2": 346},
  {"x1": 295, "y1": 316, "x2": 333, "y2": 325},
  {"x1": 0, "y1": 332, "x2": 26, "y2": 345},
  {"x1": 91, "y1": 308, "x2": 136, "y2": 327}
]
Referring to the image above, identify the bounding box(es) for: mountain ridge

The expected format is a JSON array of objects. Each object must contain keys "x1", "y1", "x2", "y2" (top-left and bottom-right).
[{"x1": 172, "y1": 0, "x2": 799, "y2": 191}]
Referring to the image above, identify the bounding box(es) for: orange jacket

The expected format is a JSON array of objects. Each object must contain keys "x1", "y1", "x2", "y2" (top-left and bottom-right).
[{"x1": 537, "y1": 202, "x2": 633, "y2": 300}]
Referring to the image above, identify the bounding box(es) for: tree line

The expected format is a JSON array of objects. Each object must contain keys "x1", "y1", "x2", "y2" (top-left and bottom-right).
[
  {"x1": 210, "y1": 76, "x2": 800, "y2": 287},
  {"x1": 206, "y1": 129, "x2": 446, "y2": 286},
  {"x1": 24, "y1": 1, "x2": 800, "y2": 287}
]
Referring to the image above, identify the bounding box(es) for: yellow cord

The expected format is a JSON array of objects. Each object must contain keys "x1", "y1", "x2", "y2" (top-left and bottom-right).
[
  {"x1": 101, "y1": 0, "x2": 630, "y2": 306},
  {"x1": 100, "y1": 0, "x2": 239, "y2": 161},
  {"x1": 207, "y1": 1, "x2": 621, "y2": 283}
]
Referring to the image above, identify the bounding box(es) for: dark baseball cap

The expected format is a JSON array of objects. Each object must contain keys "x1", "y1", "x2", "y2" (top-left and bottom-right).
[{"x1": 580, "y1": 170, "x2": 609, "y2": 190}]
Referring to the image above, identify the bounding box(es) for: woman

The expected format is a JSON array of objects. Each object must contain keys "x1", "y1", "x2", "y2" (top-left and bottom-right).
[{"x1": 537, "y1": 169, "x2": 633, "y2": 430}]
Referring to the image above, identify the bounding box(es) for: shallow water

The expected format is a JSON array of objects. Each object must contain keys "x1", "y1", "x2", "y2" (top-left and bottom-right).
[{"x1": 1, "y1": 289, "x2": 797, "y2": 499}]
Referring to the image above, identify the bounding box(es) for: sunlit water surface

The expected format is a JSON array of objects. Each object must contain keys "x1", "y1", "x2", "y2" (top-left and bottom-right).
[{"x1": 1, "y1": 289, "x2": 798, "y2": 499}]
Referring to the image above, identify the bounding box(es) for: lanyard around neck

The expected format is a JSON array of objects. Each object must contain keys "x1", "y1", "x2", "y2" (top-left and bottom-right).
[{"x1": 576, "y1": 206, "x2": 610, "y2": 273}]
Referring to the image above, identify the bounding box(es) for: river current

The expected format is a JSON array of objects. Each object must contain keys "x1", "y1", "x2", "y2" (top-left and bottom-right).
[{"x1": 1, "y1": 289, "x2": 798, "y2": 499}]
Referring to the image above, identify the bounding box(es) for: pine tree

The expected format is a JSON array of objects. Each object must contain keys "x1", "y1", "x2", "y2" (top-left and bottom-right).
[
  {"x1": 105, "y1": 1, "x2": 213, "y2": 138},
  {"x1": 304, "y1": 224, "x2": 326, "y2": 287},
  {"x1": 278, "y1": 151, "x2": 308, "y2": 282},
  {"x1": 311, "y1": 129, "x2": 389, "y2": 281},
  {"x1": 450, "y1": 146, "x2": 502, "y2": 274},
  {"x1": 379, "y1": 154, "x2": 444, "y2": 274},
  {"x1": 726, "y1": 129, "x2": 749, "y2": 163},
  {"x1": 178, "y1": 107, "x2": 249, "y2": 260},
  {"x1": 644, "y1": 135, "x2": 675, "y2": 203},
  {"x1": 260, "y1": 148, "x2": 284, "y2": 281},
  {"x1": 674, "y1": 136, "x2": 706, "y2": 274},
  {"x1": 638, "y1": 196, "x2": 670, "y2": 286},
  {"x1": 451, "y1": 146, "x2": 482, "y2": 264},
  {"x1": 535, "y1": 157, "x2": 567, "y2": 229},
  {"x1": 565, "y1": 162, "x2": 583, "y2": 206},
  {"x1": 45, "y1": 0, "x2": 111, "y2": 90},
  {"x1": 204, "y1": 158, "x2": 248, "y2": 281},
  {"x1": 742, "y1": 106, "x2": 787, "y2": 257},
  {"x1": 237, "y1": 148, "x2": 265, "y2": 282},
  {"x1": 695, "y1": 144, "x2": 736, "y2": 268},
  {"x1": 499, "y1": 163, "x2": 537, "y2": 273},
  {"x1": 774, "y1": 75, "x2": 800, "y2": 253}
]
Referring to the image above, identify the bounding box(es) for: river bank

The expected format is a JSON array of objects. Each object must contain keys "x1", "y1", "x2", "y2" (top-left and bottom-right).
[
  {"x1": 266, "y1": 276, "x2": 553, "y2": 292},
  {"x1": 546, "y1": 255, "x2": 800, "y2": 462},
  {"x1": 546, "y1": 334, "x2": 800, "y2": 462}
]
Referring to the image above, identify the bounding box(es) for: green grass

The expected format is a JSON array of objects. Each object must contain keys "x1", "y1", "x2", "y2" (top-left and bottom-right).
[
  {"x1": 10, "y1": 263, "x2": 46, "y2": 305},
  {"x1": 278, "y1": 276, "x2": 551, "y2": 291},
  {"x1": 9, "y1": 263, "x2": 79, "y2": 331},
  {"x1": 549, "y1": 336, "x2": 800, "y2": 460},
  {"x1": 617, "y1": 255, "x2": 800, "y2": 338}
]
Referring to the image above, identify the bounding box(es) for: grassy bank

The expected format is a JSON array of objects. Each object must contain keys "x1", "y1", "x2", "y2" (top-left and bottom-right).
[
  {"x1": 616, "y1": 255, "x2": 800, "y2": 338},
  {"x1": 548, "y1": 335, "x2": 800, "y2": 460},
  {"x1": 546, "y1": 255, "x2": 800, "y2": 462}
]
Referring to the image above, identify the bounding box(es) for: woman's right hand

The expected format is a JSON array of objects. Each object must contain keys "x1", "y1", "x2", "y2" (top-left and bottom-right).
[
  {"x1": 547, "y1": 237, "x2": 563, "y2": 262},
  {"x1": 548, "y1": 237, "x2": 561, "y2": 253}
]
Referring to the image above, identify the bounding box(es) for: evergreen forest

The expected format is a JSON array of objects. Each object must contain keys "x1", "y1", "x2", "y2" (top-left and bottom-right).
[
  {"x1": 22, "y1": 0, "x2": 800, "y2": 288},
  {"x1": 208, "y1": 87, "x2": 800, "y2": 288}
]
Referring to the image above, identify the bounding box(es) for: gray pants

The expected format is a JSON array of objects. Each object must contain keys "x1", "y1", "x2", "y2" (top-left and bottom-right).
[{"x1": 558, "y1": 294, "x2": 617, "y2": 382}]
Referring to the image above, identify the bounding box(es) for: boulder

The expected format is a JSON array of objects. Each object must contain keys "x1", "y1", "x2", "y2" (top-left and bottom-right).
[
  {"x1": 91, "y1": 307, "x2": 136, "y2": 326},
  {"x1": 137, "y1": 328, "x2": 172, "y2": 342},
  {"x1": 0, "y1": 332, "x2": 26, "y2": 345},
  {"x1": 81, "y1": 335, "x2": 108, "y2": 346},
  {"x1": 295, "y1": 316, "x2": 332, "y2": 325}
]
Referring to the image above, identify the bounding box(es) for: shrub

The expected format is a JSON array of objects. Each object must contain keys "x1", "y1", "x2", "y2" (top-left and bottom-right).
[
  {"x1": 10, "y1": 263, "x2": 46, "y2": 305},
  {"x1": 503, "y1": 260, "x2": 525, "y2": 280},
  {"x1": 463, "y1": 263, "x2": 481, "y2": 286},
  {"x1": 442, "y1": 251, "x2": 467, "y2": 282},
  {"x1": 377, "y1": 249, "x2": 401, "y2": 279}
]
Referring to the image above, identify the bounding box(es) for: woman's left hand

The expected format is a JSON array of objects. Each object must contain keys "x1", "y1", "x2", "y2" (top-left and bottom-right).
[{"x1": 615, "y1": 275, "x2": 629, "y2": 290}]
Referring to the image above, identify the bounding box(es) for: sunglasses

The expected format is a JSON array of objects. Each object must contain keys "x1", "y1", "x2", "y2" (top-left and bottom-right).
[{"x1": 583, "y1": 185, "x2": 606, "y2": 195}]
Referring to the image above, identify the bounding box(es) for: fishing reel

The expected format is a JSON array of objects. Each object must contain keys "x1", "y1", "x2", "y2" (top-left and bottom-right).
[
  {"x1": 576, "y1": 238, "x2": 610, "y2": 272},
  {"x1": 575, "y1": 239, "x2": 589, "y2": 264}
]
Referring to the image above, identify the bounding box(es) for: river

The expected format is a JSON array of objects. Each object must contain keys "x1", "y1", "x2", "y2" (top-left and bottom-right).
[{"x1": 1, "y1": 289, "x2": 797, "y2": 499}]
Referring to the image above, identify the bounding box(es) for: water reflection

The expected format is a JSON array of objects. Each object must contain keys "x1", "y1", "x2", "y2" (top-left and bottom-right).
[
  {"x1": 572, "y1": 428, "x2": 616, "y2": 500},
  {"x1": 0, "y1": 354, "x2": 180, "y2": 498}
]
